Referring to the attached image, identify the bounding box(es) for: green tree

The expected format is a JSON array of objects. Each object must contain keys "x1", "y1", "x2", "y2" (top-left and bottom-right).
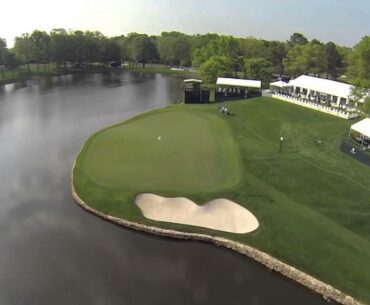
[
  {"x1": 283, "y1": 44, "x2": 306, "y2": 77},
  {"x1": 112, "y1": 35, "x2": 127, "y2": 61},
  {"x1": 265, "y1": 41, "x2": 287, "y2": 75},
  {"x1": 192, "y1": 36, "x2": 242, "y2": 73},
  {"x1": 288, "y1": 32, "x2": 308, "y2": 48},
  {"x1": 347, "y1": 36, "x2": 370, "y2": 87},
  {"x1": 244, "y1": 58, "x2": 273, "y2": 82},
  {"x1": 350, "y1": 86, "x2": 370, "y2": 113},
  {"x1": 302, "y1": 43, "x2": 327, "y2": 76},
  {"x1": 325, "y1": 42, "x2": 341, "y2": 79},
  {"x1": 0, "y1": 38, "x2": 7, "y2": 78},
  {"x1": 198, "y1": 55, "x2": 232, "y2": 83},
  {"x1": 126, "y1": 34, "x2": 158, "y2": 67},
  {"x1": 50, "y1": 28, "x2": 70, "y2": 69},
  {"x1": 239, "y1": 37, "x2": 267, "y2": 58},
  {"x1": 363, "y1": 98, "x2": 370, "y2": 116},
  {"x1": 14, "y1": 33, "x2": 34, "y2": 72},
  {"x1": 99, "y1": 39, "x2": 122, "y2": 65},
  {"x1": 284, "y1": 42, "x2": 327, "y2": 77},
  {"x1": 30, "y1": 30, "x2": 51, "y2": 72},
  {"x1": 157, "y1": 34, "x2": 191, "y2": 66}
]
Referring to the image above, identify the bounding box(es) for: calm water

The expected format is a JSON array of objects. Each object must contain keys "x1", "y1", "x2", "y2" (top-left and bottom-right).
[{"x1": 0, "y1": 71, "x2": 332, "y2": 305}]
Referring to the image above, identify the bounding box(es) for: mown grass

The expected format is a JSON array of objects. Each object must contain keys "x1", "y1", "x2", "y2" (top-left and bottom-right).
[{"x1": 73, "y1": 97, "x2": 370, "y2": 304}]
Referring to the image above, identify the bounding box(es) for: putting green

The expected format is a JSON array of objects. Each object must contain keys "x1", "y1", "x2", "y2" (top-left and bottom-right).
[{"x1": 81, "y1": 107, "x2": 242, "y2": 193}]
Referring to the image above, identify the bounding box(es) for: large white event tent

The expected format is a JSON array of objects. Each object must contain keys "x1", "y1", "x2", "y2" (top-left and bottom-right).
[
  {"x1": 288, "y1": 75, "x2": 353, "y2": 105},
  {"x1": 350, "y1": 118, "x2": 370, "y2": 140}
]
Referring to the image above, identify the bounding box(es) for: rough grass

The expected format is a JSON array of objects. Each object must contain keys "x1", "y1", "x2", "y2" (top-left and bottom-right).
[{"x1": 73, "y1": 97, "x2": 370, "y2": 304}]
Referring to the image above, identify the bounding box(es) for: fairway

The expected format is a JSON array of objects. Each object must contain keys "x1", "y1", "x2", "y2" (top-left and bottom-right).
[
  {"x1": 73, "y1": 97, "x2": 370, "y2": 304},
  {"x1": 81, "y1": 107, "x2": 242, "y2": 193}
]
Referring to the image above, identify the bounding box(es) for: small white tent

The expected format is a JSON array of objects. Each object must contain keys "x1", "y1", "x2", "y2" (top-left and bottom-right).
[
  {"x1": 270, "y1": 80, "x2": 290, "y2": 88},
  {"x1": 350, "y1": 118, "x2": 370, "y2": 139}
]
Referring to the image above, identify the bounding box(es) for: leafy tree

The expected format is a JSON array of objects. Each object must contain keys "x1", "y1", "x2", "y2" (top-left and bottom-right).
[
  {"x1": 265, "y1": 41, "x2": 287, "y2": 75},
  {"x1": 129, "y1": 35, "x2": 158, "y2": 68},
  {"x1": 157, "y1": 34, "x2": 191, "y2": 66},
  {"x1": 69, "y1": 30, "x2": 99, "y2": 64},
  {"x1": 347, "y1": 36, "x2": 370, "y2": 87},
  {"x1": 198, "y1": 55, "x2": 232, "y2": 83},
  {"x1": 288, "y1": 32, "x2": 308, "y2": 48},
  {"x1": 30, "y1": 30, "x2": 51, "y2": 71},
  {"x1": 239, "y1": 37, "x2": 267, "y2": 58},
  {"x1": 14, "y1": 33, "x2": 34, "y2": 72},
  {"x1": 324, "y1": 42, "x2": 341, "y2": 79},
  {"x1": 284, "y1": 42, "x2": 327, "y2": 77},
  {"x1": 99, "y1": 39, "x2": 122, "y2": 65},
  {"x1": 311, "y1": 39, "x2": 322, "y2": 45},
  {"x1": 350, "y1": 86, "x2": 370, "y2": 112},
  {"x1": 336, "y1": 46, "x2": 352, "y2": 77},
  {"x1": 192, "y1": 36, "x2": 242, "y2": 73},
  {"x1": 4, "y1": 52, "x2": 18, "y2": 70},
  {"x1": 302, "y1": 43, "x2": 327, "y2": 76},
  {"x1": 363, "y1": 98, "x2": 370, "y2": 116},
  {"x1": 189, "y1": 33, "x2": 219, "y2": 56},
  {"x1": 283, "y1": 44, "x2": 306, "y2": 77},
  {"x1": 244, "y1": 58, "x2": 273, "y2": 82},
  {"x1": 50, "y1": 29, "x2": 70, "y2": 69},
  {"x1": 0, "y1": 38, "x2": 7, "y2": 78}
]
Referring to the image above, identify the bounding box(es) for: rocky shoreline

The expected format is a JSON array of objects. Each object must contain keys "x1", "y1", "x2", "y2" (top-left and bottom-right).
[{"x1": 71, "y1": 165, "x2": 365, "y2": 305}]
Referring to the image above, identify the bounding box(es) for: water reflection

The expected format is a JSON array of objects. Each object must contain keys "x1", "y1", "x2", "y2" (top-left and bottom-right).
[{"x1": 0, "y1": 72, "x2": 333, "y2": 305}]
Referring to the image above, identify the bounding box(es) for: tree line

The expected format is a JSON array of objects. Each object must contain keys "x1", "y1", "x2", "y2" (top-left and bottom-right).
[{"x1": 0, "y1": 30, "x2": 369, "y2": 89}]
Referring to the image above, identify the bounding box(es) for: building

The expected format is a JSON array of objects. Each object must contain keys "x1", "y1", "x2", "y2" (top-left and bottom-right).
[{"x1": 215, "y1": 77, "x2": 261, "y2": 102}]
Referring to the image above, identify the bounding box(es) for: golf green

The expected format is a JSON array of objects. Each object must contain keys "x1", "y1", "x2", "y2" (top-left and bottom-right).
[
  {"x1": 73, "y1": 97, "x2": 370, "y2": 304},
  {"x1": 81, "y1": 107, "x2": 242, "y2": 193}
]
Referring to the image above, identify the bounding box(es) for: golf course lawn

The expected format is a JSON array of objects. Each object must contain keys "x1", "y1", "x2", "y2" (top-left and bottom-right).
[{"x1": 73, "y1": 97, "x2": 370, "y2": 304}]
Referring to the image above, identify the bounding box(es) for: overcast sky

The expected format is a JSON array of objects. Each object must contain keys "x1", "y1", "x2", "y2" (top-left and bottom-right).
[{"x1": 1, "y1": 0, "x2": 369, "y2": 47}]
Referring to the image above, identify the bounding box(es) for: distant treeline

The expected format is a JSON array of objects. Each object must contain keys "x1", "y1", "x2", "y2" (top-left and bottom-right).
[{"x1": 0, "y1": 30, "x2": 369, "y2": 87}]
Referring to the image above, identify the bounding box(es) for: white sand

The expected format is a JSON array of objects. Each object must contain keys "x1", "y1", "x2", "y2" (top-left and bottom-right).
[{"x1": 135, "y1": 193, "x2": 259, "y2": 234}]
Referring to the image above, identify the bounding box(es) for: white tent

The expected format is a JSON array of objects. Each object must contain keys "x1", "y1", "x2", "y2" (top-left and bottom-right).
[
  {"x1": 351, "y1": 118, "x2": 370, "y2": 138},
  {"x1": 184, "y1": 79, "x2": 202, "y2": 83},
  {"x1": 216, "y1": 77, "x2": 261, "y2": 89},
  {"x1": 289, "y1": 75, "x2": 353, "y2": 100},
  {"x1": 269, "y1": 80, "x2": 291, "y2": 88}
]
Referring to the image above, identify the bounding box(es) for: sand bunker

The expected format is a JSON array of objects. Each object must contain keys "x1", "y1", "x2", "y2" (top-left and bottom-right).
[{"x1": 135, "y1": 193, "x2": 259, "y2": 234}]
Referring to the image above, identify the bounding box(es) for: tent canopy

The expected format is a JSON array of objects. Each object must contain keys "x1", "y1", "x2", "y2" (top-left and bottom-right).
[
  {"x1": 289, "y1": 75, "x2": 353, "y2": 99},
  {"x1": 184, "y1": 79, "x2": 202, "y2": 83},
  {"x1": 270, "y1": 80, "x2": 291, "y2": 88},
  {"x1": 351, "y1": 118, "x2": 370, "y2": 138},
  {"x1": 216, "y1": 77, "x2": 261, "y2": 89}
]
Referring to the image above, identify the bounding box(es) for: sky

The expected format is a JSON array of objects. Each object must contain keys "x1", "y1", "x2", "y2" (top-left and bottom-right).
[{"x1": 1, "y1": 0, "x2": 369, "y2": 47}]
